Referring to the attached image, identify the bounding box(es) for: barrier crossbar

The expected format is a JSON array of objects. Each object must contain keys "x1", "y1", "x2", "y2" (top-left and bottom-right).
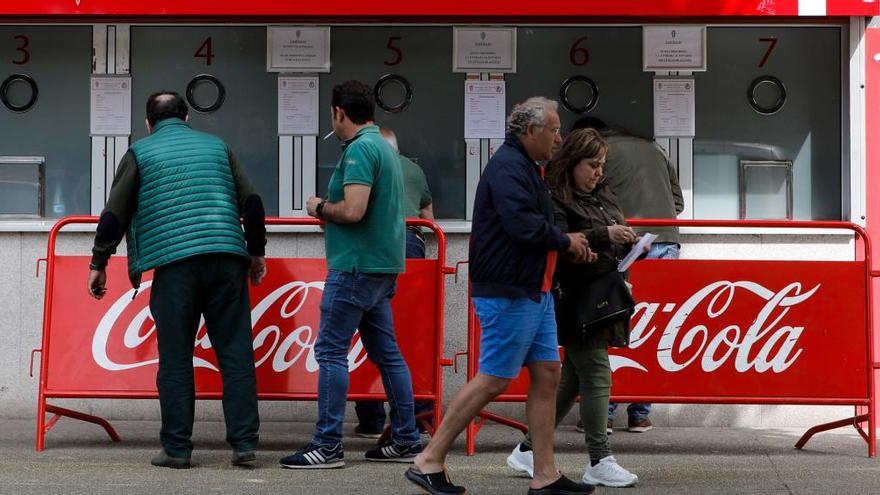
[
  {"x1": 462, "y1": 219, "x2": 878, "y2": 457},
  {"x1": 34, "y1": 216, "x2": 455, "y2": 451}
]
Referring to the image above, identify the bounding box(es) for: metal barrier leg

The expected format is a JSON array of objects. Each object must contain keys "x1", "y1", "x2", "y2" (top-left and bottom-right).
[
  {"x1": 465, "y1": 409, "x2": 528, "y2": 456},
  {"x1": 465, "y1": 416, "x2": 482, "y2": 456},
  {"x1": 479, "y1": 410, "x2": 528, "y2": 433},
  {"x1": 34, "y1": 392, "x2": 46, "y2": 452},
  {"x1": 416, "y1": 410, "x2": 436, "y2": 436},
  {"x1": 869, "y1": 398, "x2": 877, "y2": 458},
  {"x1": 795, "y1": 414, "x2": 870, "y2": 452},
  {"x1": 38, "y1": 404, "x2": 121, "y2": 448}
]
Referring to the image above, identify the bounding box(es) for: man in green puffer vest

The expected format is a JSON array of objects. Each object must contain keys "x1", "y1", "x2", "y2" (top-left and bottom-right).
[{"x1": 87, "y1": 92, "x2": 267, "y2": 470}]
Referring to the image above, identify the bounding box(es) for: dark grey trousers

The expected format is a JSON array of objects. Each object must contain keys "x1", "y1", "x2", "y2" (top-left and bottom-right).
[{"x1": 150, "y1": 254, "x2": 259, "y2": 457}]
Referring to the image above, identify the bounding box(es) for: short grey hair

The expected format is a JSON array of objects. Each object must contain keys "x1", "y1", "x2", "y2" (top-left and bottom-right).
[{"x1": 506, "y1": 97, "x2": 559, "y2": 136}]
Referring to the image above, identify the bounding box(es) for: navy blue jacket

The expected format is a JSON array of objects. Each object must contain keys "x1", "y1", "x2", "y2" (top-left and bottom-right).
[{"x1": 469, "y1": 134, "x2": 571, "y2": 302}]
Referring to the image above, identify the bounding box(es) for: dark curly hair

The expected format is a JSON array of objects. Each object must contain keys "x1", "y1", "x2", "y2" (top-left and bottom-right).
[{"x1": 545, "y1": 128, "x2": 608, "y2": 205}]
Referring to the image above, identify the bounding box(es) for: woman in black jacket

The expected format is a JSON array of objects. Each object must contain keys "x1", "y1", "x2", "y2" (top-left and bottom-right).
[{"x1": 507, "y1": 128, "x2": 640, "y2": 488}]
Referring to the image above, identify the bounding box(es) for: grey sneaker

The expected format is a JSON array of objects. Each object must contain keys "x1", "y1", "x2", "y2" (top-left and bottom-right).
[
  {"x1": 232, "y1": 450, "x2": 256, "y2": 466},
  {"x1": 150, "y1": 450, "x2": 191, "y2": 469}
]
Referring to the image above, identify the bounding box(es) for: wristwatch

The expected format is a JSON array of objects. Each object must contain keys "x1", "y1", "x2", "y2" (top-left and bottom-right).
[{"x1": 315, "y1": 199, "x2": 327, "y2": 218}]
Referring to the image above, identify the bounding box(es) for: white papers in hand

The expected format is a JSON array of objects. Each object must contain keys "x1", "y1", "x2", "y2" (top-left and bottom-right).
[{"x1": 617, "y1": 233, "x2": 658, "y2": 272}]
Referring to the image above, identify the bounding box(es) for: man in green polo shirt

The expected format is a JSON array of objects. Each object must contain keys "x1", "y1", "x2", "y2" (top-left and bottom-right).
[{"x1": 279, "y1": 80, "x2": 421, "y2": 469}]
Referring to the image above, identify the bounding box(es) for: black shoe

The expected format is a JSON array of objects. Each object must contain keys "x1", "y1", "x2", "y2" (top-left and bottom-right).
[
  {"x1": 232, "y1": 450, "x2": 256, "y2": 466},
  {"x1": 279, "y1": 442, "x2": 344, "y2": 469},
  {"x1": 365, "y1": 440, "x2": 422, "y2": 463},
  {"x1": 527, "y1": 475, "x2": 595, "y2": 495},
  {"x1": 150, "y1": 450, "x2": 191, "y2": 469},
  {"x1": 404, "y1": 467, "x2": 466, "y2": 494},
  {"x1": 354, "y1": 425, "x2": 384, "y2": 439}
]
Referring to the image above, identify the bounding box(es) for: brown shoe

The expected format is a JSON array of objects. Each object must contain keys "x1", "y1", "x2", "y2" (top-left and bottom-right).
[{"x1": 627, "y1": 417, "x2": 653, "y2": 433}]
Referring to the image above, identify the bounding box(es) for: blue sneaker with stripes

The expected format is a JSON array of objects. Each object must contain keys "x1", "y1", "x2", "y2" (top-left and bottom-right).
[
  {"x1": 279, "y1": 442, "x2": 344, "y2": 469},
  {"x1": 364, "y1": 440, "x2": 422, "y2": 463}
]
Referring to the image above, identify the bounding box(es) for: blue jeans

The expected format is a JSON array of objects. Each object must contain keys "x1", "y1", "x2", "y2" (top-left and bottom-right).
[
  {"x1": 609, "y1": 242, "x2": 679, "y2": 421},
  {"x1": 313, "y1": 270, "x2": 420, "y2": 446},
  {"x1": 355, "y1": 229, "x2": 431, "y2": 431}
]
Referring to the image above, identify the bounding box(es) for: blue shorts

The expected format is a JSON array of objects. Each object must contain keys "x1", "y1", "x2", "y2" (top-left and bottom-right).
[{"x1": 472, "y1": 293, "x2": 560, "y2": 379}]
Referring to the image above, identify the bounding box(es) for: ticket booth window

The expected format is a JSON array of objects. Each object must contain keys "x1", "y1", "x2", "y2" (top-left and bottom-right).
[
  {"x1": 0, "y1": 26, "x2": 92, "y2": 219},
  {"x1": 693, "y1": 26, "x2": 843, "y2": 221},
  {"x1": 315, "y1": 27, "x2": 465, "y2": 219}
]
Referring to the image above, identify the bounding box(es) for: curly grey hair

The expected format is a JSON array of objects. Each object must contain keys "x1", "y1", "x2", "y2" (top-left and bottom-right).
[{"x1": 506, "y1": 97, "x2": 559, "y2": 136}]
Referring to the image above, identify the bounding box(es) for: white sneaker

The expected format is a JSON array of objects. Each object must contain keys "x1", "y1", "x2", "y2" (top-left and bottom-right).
[
  {"x1": 583, "y1": 456, "x2": 638, "y2": 487},
  {"x1": 506, "y1": 443, "x2": 534, "y2": 478}
]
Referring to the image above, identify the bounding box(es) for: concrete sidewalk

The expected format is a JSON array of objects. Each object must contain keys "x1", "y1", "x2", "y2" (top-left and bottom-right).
[{"x1": 2, "y1": 418, "x2": 878, "y2": 494}]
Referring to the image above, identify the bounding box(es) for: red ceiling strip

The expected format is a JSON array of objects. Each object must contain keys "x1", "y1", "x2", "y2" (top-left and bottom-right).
[{"x1": 0, "y1": 0, "x2": 876, "y2": 18}]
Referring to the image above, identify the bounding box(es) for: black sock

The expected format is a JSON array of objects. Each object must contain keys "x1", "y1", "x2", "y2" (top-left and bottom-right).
[
  {"x1": 590, "y1": 459, "x2": 600, "y2": 467},
  {"x1": 520, "y1": 443, "x2": 532, "y2": 452}
]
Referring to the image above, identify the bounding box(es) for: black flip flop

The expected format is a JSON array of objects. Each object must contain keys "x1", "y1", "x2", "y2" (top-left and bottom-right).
[
  {"x1": 405, "y1": 467, "x2": 467, "y2": 495},
  {"x1": 526, "y1": 474, "x2": 595, "y2": 495}
]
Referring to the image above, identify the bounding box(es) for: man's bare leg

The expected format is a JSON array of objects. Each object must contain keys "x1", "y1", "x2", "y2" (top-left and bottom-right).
[
  {"x1": 526, "y1": 360, "x2": 562, "y2": 489},
  {"x1": 413, "y1": 373, "x2": 509, "y2": 474}
]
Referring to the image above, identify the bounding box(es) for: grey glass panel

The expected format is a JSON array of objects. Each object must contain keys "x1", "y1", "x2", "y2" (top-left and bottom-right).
[
  {"x1": 506, "y1": 27, "x2": 654, "y2": 138},
  {"x1": 741, "y1": 161, "x2": 792, "y2": 220},
  {"x1": 694, "y1": 27, "x2": 842, "y2": 220},
  {"x1": 317, "y1": 27, "x2": 465, "y2": 219},
  {"x1": 0, "y1": 26, "x2": 91, "y2": 217},
  {"x1": 0, "y1": 159, "x2": 43, "y2": 216},
  {"x1": 130, "y1": 26, "x2": 279, "y2": 214}
]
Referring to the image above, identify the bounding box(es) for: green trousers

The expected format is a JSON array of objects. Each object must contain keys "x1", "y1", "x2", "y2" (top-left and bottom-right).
[
  {"x1": 523, "y1": 343, "x2": 612, "y2": 462},
  {"x1": 150, "y1": 254, "x2": 260, "y2": 457}
]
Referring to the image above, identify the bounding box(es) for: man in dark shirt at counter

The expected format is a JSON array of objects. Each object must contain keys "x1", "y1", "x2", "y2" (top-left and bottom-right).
[
  {"x1": 87, "y1": 91, "x2": 267, "y2": 469},
  {"x1": 352, "y1": 127, "x2": 436, "y2": 439}
]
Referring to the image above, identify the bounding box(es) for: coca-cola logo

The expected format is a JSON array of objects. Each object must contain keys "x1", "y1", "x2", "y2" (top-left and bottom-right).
[
  {"x1": 92, "y1": 279, "x2": 370, "y2": 374},
  {"x1": 610, "y1": 281, "x2": 819, "y2": 374},
  {"x1": 93, "y1": 278, "x2": 819, "y2": 378}
]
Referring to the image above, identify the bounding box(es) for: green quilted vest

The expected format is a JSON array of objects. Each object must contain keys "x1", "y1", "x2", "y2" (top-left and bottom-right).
[{"x1": 126, "y1": 118, "x2": 249, "y2": 284}]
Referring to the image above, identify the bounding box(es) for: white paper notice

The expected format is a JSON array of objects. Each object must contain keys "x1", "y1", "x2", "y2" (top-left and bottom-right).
[
  {"x1": 267, "y1": 26, "x2": 331, "y2": 72},
  {"x1": 618, "y1": 233, "x2": 657, "y2": 272},
  {"x1": 90, "y1": 76, "x2": 131, "y2": 136},
  {"x1": 464, "y1": 81, "x2": 506, "y2": 139},
  {"x1": 453, "y1": 27, "x2": 516, "y2": 73},
  {"x1": 653, "y1": 78, "x2": 695, "y2": 138},
  {"x1": 278, "y1": 76, "x2": 319, "y2": 136},
  {"x1": 643, "y1": 25, "x2": 706, "y2": 71}
]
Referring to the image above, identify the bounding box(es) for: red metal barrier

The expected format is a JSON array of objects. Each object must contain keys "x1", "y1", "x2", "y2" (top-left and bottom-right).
[
  {"x1": 463, "y1": 219, "x2": 878, "y2": 457},
  {"x1": 33, "y1": 216, "x2": 454, "y2": 451}
]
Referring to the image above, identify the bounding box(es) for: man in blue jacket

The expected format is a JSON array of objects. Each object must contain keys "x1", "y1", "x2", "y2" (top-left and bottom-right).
[{"x1": 406, "y1": 97, "x2": 595, "y2": 495}]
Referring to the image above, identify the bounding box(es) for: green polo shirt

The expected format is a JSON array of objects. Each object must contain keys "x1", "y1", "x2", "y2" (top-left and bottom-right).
[
  {"x1": 325, "y1": 125, "x2": 405, "y2": 273},
  {"x1": 400, "y1": 155, "x2": 432, "y2": 218}
]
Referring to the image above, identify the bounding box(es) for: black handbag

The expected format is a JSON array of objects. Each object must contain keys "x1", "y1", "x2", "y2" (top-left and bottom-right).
[{"x1": 556, "y1": 270, "x2": 635, "y2": 332}]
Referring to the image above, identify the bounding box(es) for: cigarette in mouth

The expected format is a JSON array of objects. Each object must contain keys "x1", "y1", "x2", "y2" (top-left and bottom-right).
[{"x1": 323, "y1": 130, "x2": 335, "y2": 140}]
